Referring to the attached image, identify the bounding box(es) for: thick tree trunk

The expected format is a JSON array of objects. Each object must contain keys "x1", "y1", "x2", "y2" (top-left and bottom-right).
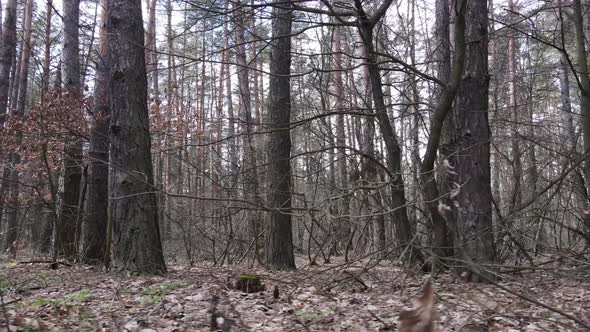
[
  {"x1": 58, "y1": 0, "x2": 82, "y2": 259},
  {"x1": 266, "y1": 1, "x2": 295, "y2": 271},
  {"x1": 443, "y1": 0, "x2": 495, "y2": 281},
  {"x1": 83, "y1": 0, "x2": 109, "y2": 264},
  {"x1": 108, "y1": 0, "x2": 166, "y2": 274},
  {"x1": 420, "y1": 0, "x2": 466, "y2": 264}
]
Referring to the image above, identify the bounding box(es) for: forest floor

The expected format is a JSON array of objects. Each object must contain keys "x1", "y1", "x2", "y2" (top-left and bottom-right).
[{"x1": 0, "y1": 256, "x2": 589, "y2": 331}]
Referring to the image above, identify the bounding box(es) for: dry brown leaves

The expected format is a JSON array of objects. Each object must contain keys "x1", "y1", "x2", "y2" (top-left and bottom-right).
[{"x1": 0, "y1": 257, "x2": 589, "y2": 331}]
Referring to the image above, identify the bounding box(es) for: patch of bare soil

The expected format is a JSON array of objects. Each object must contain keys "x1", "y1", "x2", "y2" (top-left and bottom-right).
[{"x1": 1, "y1": 257, "x2": 589, "y2": 331}]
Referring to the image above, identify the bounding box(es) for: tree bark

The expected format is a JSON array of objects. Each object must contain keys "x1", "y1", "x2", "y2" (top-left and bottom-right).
[
  {"x1": 83, "y1": 0, "x2": 109, "y2": 264},
  {"x1": 573, "y1": 0, "x2": 590, "y2": 238},
  {"x1": 266, "y1": 1, "x2": 295, "y2": 271},
  {"x1": 442, "y1": 0, "x2": 495, "y2": 281},
  {"x1": 223, "y1": 0, "x2": 238, "y2": 177},
  {"x1": 58, "y1": 0, "x2": 82, "y2": 259},
  {"x1": 334, "y1": 27, "x2": 351, "y2": 252},
  {"x1": 0, "y1": 0, "x2": 17, "y2": 236},
  {"x1": 420, "y1": 0, "x2": 466, "y2": 263},
  {"x1": 108, "y1": 0, "x2": 166, "y2": 274},
  {"x1": 41, "y1": 0, "x2": 52, "y2": 101},
  {"x1": 4, "y1": 0, "x2": 33, "y2": 256},
  {"x1": 146, "y1": 0, "x2": 159, "y2": 101},
  {"x1": 235, "y1": 0, "x2": 262, "y2": 258},
  {"x1": 507, "y1": 0, "x2": 523, "y2": 213}
]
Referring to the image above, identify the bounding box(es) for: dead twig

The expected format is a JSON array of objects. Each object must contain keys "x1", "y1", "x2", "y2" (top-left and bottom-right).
[{"x1": 17, "y1": 260, "x2": 72, "y2": 268}]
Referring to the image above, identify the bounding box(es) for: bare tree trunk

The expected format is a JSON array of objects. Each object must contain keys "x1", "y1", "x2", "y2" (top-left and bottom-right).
[
  {"x1": 162, "y1": 0, "x2": 175, "y2": 242},
  {"x1": 559, "y1": 52, "x2": 586, "y2": 207},
  {"x1": 334, "y1": 28, "x2": 351, "y2": 252},
  {"x1": 443, "y1": 0, "x2": 496, "y2": 281},
  {"x1": 357, "y1": 9, "x2": 414, "y2": 254},
  {"x1": 573, "y1": 0, "x2": 590, "y2": 238},
  {"x1": 41, "y1": 0, "x2": 52, "y2": 101},
  {"x1": 0, "y1": 0, "x2": 17, "y2": 235},
  {"x1": 223, "y1": 0, "x2": 238, "y2": 177},
  {"x1": 146, "y1": 0, "x2": 159, "y2": 100},
  {"x1": 83, "y1": 0, "x2": 109, "y2": 264},
  {"x1": 406, "y1": 0, "x2": 423, "y2": 241},
  {"x1": 58, "y1": 0, "x2": 82, "y2": 259},
  {"x1": 39, "y1": 62, "x2": 61, "y2": 255},
  {"x1": 5, "y1": 0, "x2": 33, "y2": 256},
  {"x1": 249, "y1": 6, "x2": 261, "y2": 126},
  {"x1": 507, "y1": 0, "x2": 523, "y2": 213},
  {"x1": 266, "y1": 1, "x2": 295, "y2": 270},
  {"x1": 9, "y1": 40, "x2": 20, "y2": 113},
  {"x1": 0, "y1": 0, "x2": 16, "y2": 119},
  {"x1": 36, "y1": 0, "x2": 54, "y2": 254},
  {"x1": 420, "y1": 0, "x2": 467, "y2": 265},
  {"x1": 235, "y1": 0, "x2": 262, "y2": 259},
  {"x1": 108, "y1": 0, "x2": 166, "y2": 275},
  {"x1": 54, "y1": 60, "x2": 62, "y2": 88}
]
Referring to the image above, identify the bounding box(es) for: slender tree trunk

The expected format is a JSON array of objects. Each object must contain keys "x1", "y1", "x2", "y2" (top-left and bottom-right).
[
  {"x1": 40, "y1": 62, "x2": 62, "y2": 254},
  {"x1": 357, "y1": 17, "x2": 414, "y2": 253},
  {"x1": 108, "y1": 0, "x2": 166, "y2": 274},
  {"x1": 41, "y1": 0, "x2": 52, "y2": 101},
  {"x1": 58, "y1": 0, "x2": 82, "y2": 259},
  {"x1": 573, "y1": 0, "x2": 590, "y2": 238},
  {"x1": 249, "y1": 6, "x2": 261, "y2": 126},
  {"x1": 266, "y1": 1, "x2": 295, "y2": 271},
  {"x1": 488, "y1": 0, "x2": 503, "y2": 229},
  {"x1": 223, "y1": 0, "x2": 238, "y2": 177},
  {"x1": 80, "y1": 4, "x2": 98, "y2": 89},
  {"x1": 235, "y1": 0, "x2": 262, "y2": 258},
  {"x1": 162, "y1": 0, "x2": 175, "y2": 242},
  {"x1": 83, "y1": 0, "x2": 109, "y2": 264},
  {"x1": 559, "y1": 52, "x2": 586, "y2": 207},
  {"x1": 333, "y1": 28, "x2": 351, "y2": 252},
  {"x1": 54, "y1": 60, "x2": 62, "y2": 88},
  {"x1": 37, "y1": 0, "x2": 54, "y2": 253},
  {"x1": 508, "y1": 0, "x2": 522, "y2": 213},
  {"x1": 146, "y1": 0, "x2": 158, "y2": 99},
  {"x1": 9, "y1": 40, "x2": 20, "y2": 113}
]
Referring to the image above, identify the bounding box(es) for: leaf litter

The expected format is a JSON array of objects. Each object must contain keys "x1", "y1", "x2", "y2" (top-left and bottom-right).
[{"x1": 0, "y1": 257, "x2": 589, "y2": 331}]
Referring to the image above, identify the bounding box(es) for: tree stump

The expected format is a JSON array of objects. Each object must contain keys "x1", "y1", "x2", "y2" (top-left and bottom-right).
[{"x1": 231, "y1": 274, "x2": 264, "y2": 293}]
